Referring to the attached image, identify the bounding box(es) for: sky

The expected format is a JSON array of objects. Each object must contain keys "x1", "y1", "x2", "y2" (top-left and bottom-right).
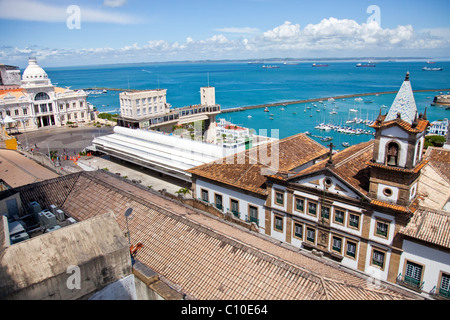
[{"x1": 1, "y1": 0, "x2": 449, "y2": 67}]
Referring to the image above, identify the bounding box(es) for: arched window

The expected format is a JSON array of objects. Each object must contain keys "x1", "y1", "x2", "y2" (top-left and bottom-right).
[
  {"x1": 416, "y1": 141, "x2": 422, "y2": 164},
  {"x1": 34, "y1": 92, "x2": 50, "y2": 101},
  {"x1": 386, "y1": 142, "x2": 399, "y2": 166}
]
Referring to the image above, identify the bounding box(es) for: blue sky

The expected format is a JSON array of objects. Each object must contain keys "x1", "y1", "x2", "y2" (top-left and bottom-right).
[{"x1": 1, "y1": 0, "x2": 449, "y2": 67}]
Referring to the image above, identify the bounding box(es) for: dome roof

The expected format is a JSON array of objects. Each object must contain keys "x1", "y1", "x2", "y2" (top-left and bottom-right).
[{"x1": 22, "y1": 57, "x2": 49, "y2": 81}]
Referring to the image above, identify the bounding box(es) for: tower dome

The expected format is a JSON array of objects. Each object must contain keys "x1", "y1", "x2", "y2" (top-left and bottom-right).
[{"x1": 21, "y1": 57, "x2": 51, "y2": 87}]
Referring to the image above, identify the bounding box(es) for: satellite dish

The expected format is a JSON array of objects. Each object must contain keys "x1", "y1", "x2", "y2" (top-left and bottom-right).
[{"x1": 125, "y1": 207, "x2": 133, "y2": 217}]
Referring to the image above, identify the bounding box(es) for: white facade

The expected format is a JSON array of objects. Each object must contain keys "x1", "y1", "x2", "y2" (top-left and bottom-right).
[
  {"x1": 399, "y1": 239, "x2": 450, "y2": 296},
  {"x1": 194, "y1": 179, "x2": 266, "y2": 233},
  {"x1": 119, "y1": 89, "x2": 170, "y2": 120},
  {"x1": 428, "y1": 118, "x2": 448, "y2": 136},
  {"x1": 200, "y1": 87, "x2": 215, "y2": 106},
  {"x1": 0, "y1": 58, "x2": 94, "y2": 131}
]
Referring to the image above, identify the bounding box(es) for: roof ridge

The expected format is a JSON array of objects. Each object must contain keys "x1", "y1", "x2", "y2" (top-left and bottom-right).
[{"x1": 334, "y1": 141, "x2": 373, "y2": 169}]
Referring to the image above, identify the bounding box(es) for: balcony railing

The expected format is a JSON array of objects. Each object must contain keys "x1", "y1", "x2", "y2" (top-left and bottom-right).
[
  {"x1": 430, "y1": 286, "x2": 450, "y2": 300},
  {"x1": 245, "y1": 215, "x2": 259, "y2": 226},
  {"x1": 227, "y1": 209, "x2": 240, "y2": 219},
  {"x1": 396, "y1": 273, "x2": 424, "y2": 292},
  {"x1": 215, "y1": 203, "x2": 223, "y2": 211}
]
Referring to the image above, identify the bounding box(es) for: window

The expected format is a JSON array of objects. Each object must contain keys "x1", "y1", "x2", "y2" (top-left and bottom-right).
[
  {"x1": 372, "y1": 249, "x2": 386, "y2": 269},
  {"x1": 34, "y1": 104, "x2": 39, "y2": 114},
  {"x1": 249, "y1": 205, "x2": 258, "y2": 219},
  {"x1": 404, "y1": 261, "x2": 423, "y2": 287},
  {"x1": 275, "y1": 191, "x2": 284, "y2": 205},
  {"x1": 306, "y1": 227, "x2": 315, "y2": 243},
  {"x1": 274, "y1": 215, "x2": 283, "y2": 231},
  {"x1": 34, "y1": 92, "x2": 50, "y2": 101},
  {"x1": 14, "y1": 109, "x2": 19, "y2": 116},
  {"x1": 332, "y1": 236, "x2": 342, "y2": 253},
  {"x1": 308, "y1": 202, "x2": 317, "y2": 216},
  {"x1": 5, "y1": 110, "x2": 10, "y2": 116},
  {"x1": 439, "y1": 273, "x2": 450, "y2": 298},
  {"x1": 346, "y1": 240, "x2": 357, "y2": 259},
  {"x1": 334, "y1": 209, "x2": 345, "y2": 224},
  {"x1": 294, "y1": 223, "x2": 303, "y2": 239},
  {"x1": 348, "y1": 213, "x2": 360, "y2": 229},
  {"x1": 214, "y1": 194, "x2": 223, "y2": 210},
  {"x1": 295, "y1": 197, "x2": 304, "y2": 212},
  {"x1": 60, "y1": 104, "x2": 64, "y2": 110},
  {"x1": 23, "y1": 108, "x2": 28, "y2": 115},
  {"x1": 48, "y1": 103, "x2": 52, "y2": 112},
  {"x1": 386, "y1": 142, "x2": 399, "y2": 166},
  {"x1": 321, "y1": 205, "x2": 330, "y2": 221},
  {"x1": 40, "y1": 104, "x2": 47, "y2": 113},
  {"x1": 230, "y1": 199, "x2": 239, "y2": 215},
  {"x1": 201, "y1": 189, "x2": 209, "y2": 202},
  {"x1": 375, "y1": 220, "x2": 389, "y2": 238}
]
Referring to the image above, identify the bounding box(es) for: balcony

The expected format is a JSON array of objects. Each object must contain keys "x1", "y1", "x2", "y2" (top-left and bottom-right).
[
  {"x1": 215, "y1": 203, "x2": 223, "y2": 211},
  {"x1": 245, "y1": 215, "x2": 259, "y2": 226},
  {"x1": 396, "y1": 273, "x2": 424, "y2": 292},
  {"x1": 430, "y1": 286, "x2": 450, "y2": 300},
  {"x1": 227, "y1": 209, "x2": 240, "y2": 219}
]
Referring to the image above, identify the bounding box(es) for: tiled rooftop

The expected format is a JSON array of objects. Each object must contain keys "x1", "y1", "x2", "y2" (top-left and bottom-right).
[
  {"x1": 288, "y1": 140, "x2": 374, "y2": 196},
  {"x1": 400, "y1": 207, "x2": 450, "y2": 249},
  {"x1": 188, "y1": 133, "x2": 328, "y2": 195},
  {"x1": 4, "y1": 171, "x2": 420, "y2": 300}
]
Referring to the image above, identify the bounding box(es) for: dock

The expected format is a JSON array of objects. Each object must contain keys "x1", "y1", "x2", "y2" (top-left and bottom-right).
[{"x1": 221, "y1": 89, "x2": 450, "y2": 113}]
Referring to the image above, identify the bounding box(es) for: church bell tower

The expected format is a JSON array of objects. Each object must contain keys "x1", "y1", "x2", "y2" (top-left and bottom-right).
[{"x1": 368, "y1": 72, "x2": 430, "y2": 207}]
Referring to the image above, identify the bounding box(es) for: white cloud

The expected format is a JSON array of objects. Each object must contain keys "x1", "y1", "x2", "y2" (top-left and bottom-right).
[
  {"x1": 2, "y1": 18, "x2": 449, "y2": 67},
  {"x1": 214, "y1": 27, "x2": 260, "y2": 34},
  {"x1": 103, "y1": 0, "x2": 128, "y2": 8},
  {"x1": 0, "y1": 0, "x2": 141, "y2": 24}
]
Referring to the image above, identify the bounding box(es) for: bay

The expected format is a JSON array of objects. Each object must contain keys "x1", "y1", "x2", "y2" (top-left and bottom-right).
[{"x1": 44, "y1": 61, "x2": 450, "y2": 148}]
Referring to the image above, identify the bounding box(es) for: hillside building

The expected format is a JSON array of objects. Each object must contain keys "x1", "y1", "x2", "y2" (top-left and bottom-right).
[
  {"x1": 0, "y1": 57, "x2": 96, "y2": 132},
  {"x1": 188, "y1": 73, "x2": 450, "y2": 299}
]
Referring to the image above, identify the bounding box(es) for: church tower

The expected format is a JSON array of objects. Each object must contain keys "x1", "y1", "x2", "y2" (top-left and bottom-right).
[{"x1": 368, "y1": 72, "x2": 430, "y2": 206}]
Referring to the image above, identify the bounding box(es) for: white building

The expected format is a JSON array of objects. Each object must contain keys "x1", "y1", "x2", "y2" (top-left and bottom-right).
[
  {"x1": 428, "y1": 118, "x2": 448, "y2": 136},
  {"x1": 119, "y1": 89, "x2": 170, "y2": 122},
  {"x1": 0, "y1": 57, "x2": 95, "y2": 132},
  {"x1": 188, "y1": 73, "x2": 450, "y2": 299}
]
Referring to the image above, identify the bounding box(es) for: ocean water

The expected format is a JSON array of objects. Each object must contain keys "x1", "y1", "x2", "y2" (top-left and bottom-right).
[{"x1": 45, "y1": 61, "x2": 450, "y2": 148}]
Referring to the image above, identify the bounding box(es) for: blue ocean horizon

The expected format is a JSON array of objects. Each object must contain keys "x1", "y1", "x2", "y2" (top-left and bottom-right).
[{"x1": 45, "y1": 60, "x2": 450, "y2": 148}]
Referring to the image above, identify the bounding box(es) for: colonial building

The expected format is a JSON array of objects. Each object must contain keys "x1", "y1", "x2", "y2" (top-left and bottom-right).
[
  {"x1": 188, "y1": 72, "x2": 450, "y2": 299},
  {"x1": 0, "y1": 57, "x2": 95, "y2": 132}
]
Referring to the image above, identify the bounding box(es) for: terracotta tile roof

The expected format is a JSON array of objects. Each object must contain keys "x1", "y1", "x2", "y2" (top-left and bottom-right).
[
  {"x1": 2, "y1": 171, "x2": 419, "y2": 300},
  {"x1": 425, "y1": 147, "x2": 450, "y2": 183},
  {"x1": 370, "y1": 118, "x2": 429, "y2": 133},
  {"x1": 289, "y1": 140, "x2": 374, "y2": 196},
  {"x1": 400, "y1": 207, "x2": 450, "y2": 249},
  {"x1": 0, "y1": 89, "x2": 26, "y2": 99},
  {"x1": 370, "y1": 199, "x2": 411, "y2": 213},
  {"x1": 187, "y1": 133, "x2": 328, "y2": 195},
  {"x1": 367, "y1": 160, "x2": 429, "y2": 174}
]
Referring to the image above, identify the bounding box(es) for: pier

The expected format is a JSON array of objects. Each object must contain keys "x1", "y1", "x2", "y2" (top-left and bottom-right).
[{"x1": 220, "y1": 88, "x2": 450, "y2": 113}]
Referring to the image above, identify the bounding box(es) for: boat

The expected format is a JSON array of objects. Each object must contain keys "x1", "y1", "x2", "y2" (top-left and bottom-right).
[
  {"x1": 365, "y1": 100, "x2": 374, "y2": 104},
  {"x1": 264, "y1": 107, "x2": 269, "y2": 112},
  {"x1": 427, "y1": 61, "x2": 436, "y2": 64},
  {"x1": 102, "y1": 89, "x2": 107, "y2": 93},
  {"x1": 248, "y1": 115, "x2": 252, "y2": 118},
  {"x1": 349, "y1": 109, "x2": 358, "y2": 112},
  {"x1": 356, "y1": 62, "x2": 376, "y2": 67},
  {"x1": 280, "y1": 108, "x2": 285, "y2": 111},
  {"x1": 423, "y1": 67, "x2": 443, "y2": 71},
  {"x1": 269, "y1": 117, "x2": 274, "y2": 120},
  {"x1": 312, "y1": 63, "x2": 329, "y2": 67},
  {"x1": 329, "y1": 110, "x2": 337, "y2": 115},
  {"x1": 284, "y1": 62, "x2": 300, "y2": 65},
  {"x1": 342, "y1": 142, "x2": 350, "y2": 148},
  {"x1": 262, "y1": 65, "x2": 280, "y2": 69},
  {"x1": 292, "y1": 112, "x2": 297, "y2": 115},
  {"x1": 354, "y1": 98, "x2": 363, "y2": 102},
  {"x1": 270, "y1": 114, "x2": 274, "y2": 117},
  {"x1": 321, "y1": 136, "x2": 333, "y2": 142},
  {"x1": 305, "y1": 131, "x2": 311, "y2": 135}
]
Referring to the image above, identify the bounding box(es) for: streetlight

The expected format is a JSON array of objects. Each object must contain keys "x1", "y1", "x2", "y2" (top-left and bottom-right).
[{"x1": 124, "y1": 207, "x2": 133, "y2": 245}]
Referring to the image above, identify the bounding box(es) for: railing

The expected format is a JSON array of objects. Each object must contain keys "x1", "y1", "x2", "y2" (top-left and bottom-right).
[
  {"x1": 396, "y1": 273, "x2": 424, "y2": 292},
  {"x1": 215, "y1": 203, "x2": 223, "y2": 211},
  {"x1": 245, "y1": 215, "x2": 259, "y2": 225},
  {"x1": 430, "y1": 286, "x2": 450, "y2": 299}
]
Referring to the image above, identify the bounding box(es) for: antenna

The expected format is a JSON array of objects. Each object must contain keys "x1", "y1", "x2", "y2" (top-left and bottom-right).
[{"x1": 124, "y1": 207, "x2": 133, "y2": 245}]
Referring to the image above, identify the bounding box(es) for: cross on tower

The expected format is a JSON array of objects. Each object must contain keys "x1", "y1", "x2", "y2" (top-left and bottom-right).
[{"x1": 327, "y1": 143, "x2": 335, "y2": 166}]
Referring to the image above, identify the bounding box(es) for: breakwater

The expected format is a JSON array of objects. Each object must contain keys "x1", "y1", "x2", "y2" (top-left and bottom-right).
[{"x1": 220, "y1": 89, "x2": 450, "y2": 114}]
